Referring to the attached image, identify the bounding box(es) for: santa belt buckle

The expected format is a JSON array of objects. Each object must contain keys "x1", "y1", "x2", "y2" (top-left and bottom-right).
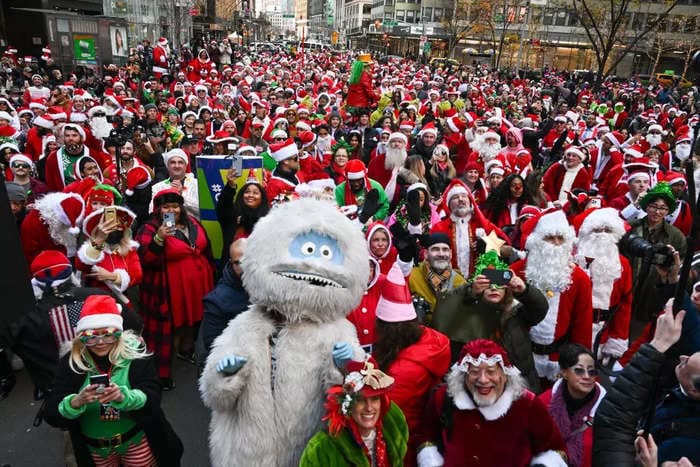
[{"x1": 593, "y1": 309, "x2": 611, "y2": 322}]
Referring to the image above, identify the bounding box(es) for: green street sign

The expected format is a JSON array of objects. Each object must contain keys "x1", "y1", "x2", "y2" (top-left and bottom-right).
[
  {"x1": 283, "y1": 14, "x2": 295, "y2": 18},
  {"x1": 384, "y1": 20, "x2": 397, "y2": 26}
]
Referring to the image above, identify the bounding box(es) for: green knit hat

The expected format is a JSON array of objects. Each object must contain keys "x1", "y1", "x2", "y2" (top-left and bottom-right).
[
  {"x1": 638, "y1": 181, "x2": 676, "y2": 213},
  {"x1": 471, "y1": 250, "x2": 509, "y2": 282}
]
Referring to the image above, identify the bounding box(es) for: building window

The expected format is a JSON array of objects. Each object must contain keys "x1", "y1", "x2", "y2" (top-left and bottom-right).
[
  {"x1": 422, "y1": 6, "x2": 432, "y2": 21},
  {"x1": 385, "y1": 12, "x2": 393, "y2": 19},
  {"x1": 396, "y1": 9, "x2": 405, "y2": 20},
  {"x1": 385, "y1": 0, "x2": 393, "y2": 5},
  {"x1": 433, "y1": 7, "x2": 443, "y2": 20},
  {"x1": 554, "y1": 10, "x2": 567, "y2": 26},
  {"x1": 543, "y1": 9, "x2": 554, "y2": 25},
  {"x1": 406, "y1": 9, "x2": 415, "y2": 22}
]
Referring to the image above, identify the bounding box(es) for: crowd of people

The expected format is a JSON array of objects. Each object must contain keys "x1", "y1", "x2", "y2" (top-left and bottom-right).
[{"x1": 1, "y1": 36, "x2": 700, "y2": 466}]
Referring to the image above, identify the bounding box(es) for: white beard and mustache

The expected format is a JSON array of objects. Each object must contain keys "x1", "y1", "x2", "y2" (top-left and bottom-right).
[
  {"x1": 90, "y1": 116, "x2": 112, "y2": 140},
  {"x1": 525, "y1": 237, "x2": 574, "y2": 292},
  {"x1": 646, "y1": 135, "x2": 662, "y2": 147},
  {"x1": 577, "y1": 232, "x2": 622, "y2": 310},
  {"x1": 480, "y1": 143, "x2": 502, "y2": 161},
  {"x1": 385, "y1": 146, "x2": 407, "y2": 170},
  {"x1": 41, "y1": 210, "x2": 79, "y2": 257}
]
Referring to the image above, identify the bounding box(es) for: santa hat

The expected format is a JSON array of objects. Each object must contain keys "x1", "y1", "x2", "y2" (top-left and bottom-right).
[
  {"x1": 647, "y1": 124, "x2": 664, "y2": 134},
  {"x1": 564, "y1": 146, "x2": 587, "y2": 163},
  {"x1": 30, "y1": 250, "x2": 73, "y2": 284},
  {"x1": 443, "y1": 179, "x2": 469, "y2": 205},
  {"x1": 296, "y1": 121, "x2": 312, "y2": 132},
  {"x1": 157, "y1": 37, "x2": 168, "y2": 47},
  {"x1": 626, "y1": 168, "x2": 651, "y2": 183},
  {"x1": 124, "y1": 166, "x2": 152, "y2": 196},
  {"x1": 9, "y1": 154, "x2": 33, "y2": 168},
  {"x1": 206, "y1": 130, "x2": 237, "y2": 144},
  {"x1": 76, "y1": 295, "x2": 123, "y2": 333},
  {"x1": 483, "y1": 130, "x2": 500, "y2": 141},
  {"x1": 517, "y1": 205, "x2": 541, "y2": 223},
  {"x1": 345, "y1": 159, "x2": 368, "y2": 181},
  {"x1": 574, "y1": 207, "x2": 626, "y2": 240},
  {"x1": 521, "y1": 208, "x2": 574, "y2": 251},
  {"x1": 623, "y1": 144, "x2": 644, "y2": 159},
  {"x1": 676, "y1": 130, "x2": 692, "y2": 143},
  {"x1": 446, "y1": 116, "x2": 467, "y2": 133},
  {"x1": 82, "y1": 205, "x2": 136, "y2": 237},
  {"x1": 163, "y1": 148, "x2": 188, "y2": 165},
  {"x1": 399, "y1": 120, "x2": 414, "y2": 131},
  {"x1": 622, "y1": 157, "x2": 656, "y2": 171},
  {"x1": 388, "y1": 132, "x2": 407, "y2": 144},
  {"x1": 604, "y1": 131, "x2": 624, "y2": 149},
  {"x1": 375, "y1": 263, "x2": 417, "y2": 322},
  {"x1": 269, "y1": 138, "x2": 298, "y2": 162},
  {"x1": 33, "y1": 114, "x2": 54, "y2": 129},
  {"x1": 297, "y1": 130, "x2": 317, "y2": 148},
  {"x1": 665, "y1": 171, "x2": 686, "y2": 186},
  {"x1": 453, "y1": 339, "x2": 519, "y2": 376},
  {"x1": 87, "y1": 106, "x2": 107, "y2": 118},
  {"x1": 0, "y1": 125, "x2": 18, "y2": 138},
  {"x1": 235, "y1": 144, "x2": 257, "y2": 157},
  {"x1": 63, "y1": 123, "x2": 86, "y2": 141},
  {"x1": 55, "y1": 193, "x2": 86, "y2": 235},
  {"x1": 420, "y1": 122, "x2": 438, "y2": 136},
  {"x1": 270, "y1": 129, "x2": 288, "y2": 139},
  {"x1": 0, "y1": 111, "x2": 12, "y2": 122}
]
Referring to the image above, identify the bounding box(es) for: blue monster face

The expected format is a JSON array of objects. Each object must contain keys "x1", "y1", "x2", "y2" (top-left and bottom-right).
[{"x1": 288, "y1": 231, "x2": 344, "y2": 266}]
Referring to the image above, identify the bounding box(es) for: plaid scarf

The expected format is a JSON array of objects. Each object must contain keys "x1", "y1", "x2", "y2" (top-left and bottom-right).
[{"x1": 422, "y1": 261, "x2": 452, "y2": 295}]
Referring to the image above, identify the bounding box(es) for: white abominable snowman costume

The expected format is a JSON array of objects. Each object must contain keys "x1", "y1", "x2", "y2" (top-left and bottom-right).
[{"x1": 200, "y1": 198, "x2": 368, "y2": 466}]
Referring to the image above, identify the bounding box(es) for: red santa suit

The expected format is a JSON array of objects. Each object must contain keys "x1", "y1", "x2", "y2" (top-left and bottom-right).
[
  {"x1": 443, "y1": 131, "x2": 471, "y2": 176},
  {"x1": 367, "y1": 144, "x2": 404, "y2": 202},
  {"x1": 24, "y1": 123, "x2": 55, "y2": 161},
  {"x1": 511, "y1": 209, "x2": 593, "y2": 380},
  {"x1": 75, "y1": 234, "x2": 143, "y2": 294},
  {"x1": 23, "y1": 85, "x2": 50, "y2": 104},
  {"x1": 417, "y1": 342, "x2": 567, "y2": 467},
  {"x1": 666, "y1": 199, "x2": 692, "y2": 236},
  {"x1": 20, "y1": 192, "x2": 85, "y2": 264},
  {"x1": 44, "y1": 145, "x2": 104, "y2": 192},
  {"x1": 264, "y1": 170, "x2": 306, "y2": 204},
  {"x1": 588, "y1": 146, "x2": 622, "y2": 188},
  {"x1": 431, "y1": 180, "x2": 508, "y2": 276},
  {"x1": 152, "y1": 40, "x2": 170, "y2": 78},
  {"x1": 542, "y1": 159, "x2": 592, "y2": 203}
]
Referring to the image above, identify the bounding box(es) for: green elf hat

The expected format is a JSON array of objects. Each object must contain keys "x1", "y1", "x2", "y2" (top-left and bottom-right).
[
  {"x1": 471, "y1": 250, "x2": 509, "y2": 282},
  {"x1": 638, "y1": 181, "x2": 677, "y2": 213},
  {"x1": 596, "y1": 103, "x2": 608, "y2": 116}
]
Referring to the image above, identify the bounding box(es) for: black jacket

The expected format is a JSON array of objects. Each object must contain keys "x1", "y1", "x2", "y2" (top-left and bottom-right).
[
  {"x1": 44, "y1": 354, "x2": 183, "y2": 467},
  {"x1": 593, "y1": 344, "x2": 666, "y2": 466}
]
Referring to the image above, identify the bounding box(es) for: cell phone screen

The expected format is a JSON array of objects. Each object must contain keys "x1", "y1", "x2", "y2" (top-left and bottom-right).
[{"x1": 89, "y1": 374, "x2": 109, "y2": 386}]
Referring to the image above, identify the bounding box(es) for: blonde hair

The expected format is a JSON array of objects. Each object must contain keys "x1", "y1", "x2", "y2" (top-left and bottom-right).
[{"x1": 68, "y1": 330, "x2": 151, "y2": 374}]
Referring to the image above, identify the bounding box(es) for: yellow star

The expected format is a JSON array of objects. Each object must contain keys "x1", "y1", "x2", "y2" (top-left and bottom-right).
[{"x1": 483, "y1": 230, "x2": 506, "y2": 253}]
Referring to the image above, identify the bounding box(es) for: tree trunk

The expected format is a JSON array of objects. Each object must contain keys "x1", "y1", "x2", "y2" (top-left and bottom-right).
[{"x1": 651, "y1": 44, "x2": 662, "y2": 76}]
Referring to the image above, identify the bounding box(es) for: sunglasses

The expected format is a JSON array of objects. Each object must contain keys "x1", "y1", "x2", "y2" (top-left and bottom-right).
[
  {"x1": 79, "y1": 329, "x2": 122, "y2": 346},
  {"x1": 12, "y1": 163, "x2": 31, "y2": 169},
  {"x1": 572, "y1": 367, "x2": 598, "y2": 377}
]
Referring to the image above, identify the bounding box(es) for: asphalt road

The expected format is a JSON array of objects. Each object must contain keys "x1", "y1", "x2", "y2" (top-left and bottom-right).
[{"x1": 1, "y1": 358, "x2": 211, "y2": 466}]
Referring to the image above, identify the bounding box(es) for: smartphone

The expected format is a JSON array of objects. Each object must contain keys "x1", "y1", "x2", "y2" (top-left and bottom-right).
[
  {"x1": 483, "y1": 268, "x2": 513, "y2": 286},
  {"x1": 103, "y1": 206, "x2": 117, "y2": 223},
  {"x1": 89, "y1": 374, "x2": 109, "y2": 394},
  {"x1": 162, "y1": 211, "x2": 176, "y2": 228}
]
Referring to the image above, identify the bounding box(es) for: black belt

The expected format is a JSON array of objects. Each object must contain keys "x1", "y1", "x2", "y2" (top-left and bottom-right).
[
  {"x1": 82, "y1": 425, "x2": 141, "y2": 449},
  {"x1": 593, "y1": 308, "x2": 612, "y2": 322},
  {"x1": 531, "y1": 339, "x2": 564, "y2": 355}
]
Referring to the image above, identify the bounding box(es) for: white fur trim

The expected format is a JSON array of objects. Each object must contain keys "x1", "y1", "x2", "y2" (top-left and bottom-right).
[
  {"x1": 271, "y1": 143, "x2": 298, "y2": 162},
  {"x1": 417, "y1": 445, "x2": 444, "y2": 467},
  {"x1": 601, "y1": 337, "x2": 628, "y2": 359},
  {"x1": 447, "y1": 118, "x2": 459, "y2": 133},
  {"x1": 446, "y1": 185, "x2": 468, "y2": 202},
  {"x1": 446, "y1": 366, "x2": 523, "y2": 420},
  {"x1": 77, "y1": 241, "x2": 104, "y2": 266},
  {"x1": 76, "y1": 313, "x2": 123, "y2": 333},
  {"x1": 530, "y1": 449, "x2": 567, "y2": 467},
  {"x1": 346, "y1": 170, "x2": 365, "y2": 180},
  {"x1": 526, "y1": 211, "x2": 574, "y2": 250},
  {"x1": 112, "y1": 268, "x2": 131, "y2": 292},
  {"x1": 578, "y1": 207, "x2": 625, "y2": 240}
]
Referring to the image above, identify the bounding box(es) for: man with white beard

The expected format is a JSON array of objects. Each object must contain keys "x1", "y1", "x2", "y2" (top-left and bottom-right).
[
  {"x1": 511, "y1": 209, "x2": 593, "y2": 381},
  {"x1": 417, "y1": 339, "x2": 567, "y2": 467},
  {"x1": 367, "y1": 131, "x2": 408, "y2": 201},
  {"x1": 88, "y1": 106, "x2": 112, "y2": 141},
  {"x1": 574, "y1": 208, "x2": 632, "y2": 363},
  {"x1": 466, "y1": 130, "x2": 504, "y2": 177}
]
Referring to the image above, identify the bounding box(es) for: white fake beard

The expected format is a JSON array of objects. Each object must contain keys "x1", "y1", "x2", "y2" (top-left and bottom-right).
[
  {"x1": 90, "y1": 116, "x2": 112, "y2": 140},
  {"x1": 480, "y1": 142, "x2": 502, "y2": 161},
  {"x1": 525, "y1": 237, "x2": 573, "y2": 292},
  {"x1": 44, "y1": 215, "x2": 78, "y2": 256},
  {"x1": 646, "y1": 135, "x2": 661, "y2": 147},
  {"x1": 385, "y1": 146, "x2": 407, "y2": 170}
]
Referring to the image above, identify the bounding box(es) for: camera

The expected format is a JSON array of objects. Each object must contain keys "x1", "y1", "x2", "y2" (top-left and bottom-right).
[{"x1": 619, "y1": 233, "x2": 674, "y2": 268}]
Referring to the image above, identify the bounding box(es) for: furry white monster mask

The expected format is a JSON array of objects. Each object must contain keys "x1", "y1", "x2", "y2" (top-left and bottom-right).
[{"x1": 242, "y1": 198, "x2": 369, "y2": 324}]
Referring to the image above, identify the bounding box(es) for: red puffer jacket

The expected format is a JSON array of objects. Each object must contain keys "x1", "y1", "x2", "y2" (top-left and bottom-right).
[{"x1": 385, "y1": 326, "x2": 451, "y2": 467}]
